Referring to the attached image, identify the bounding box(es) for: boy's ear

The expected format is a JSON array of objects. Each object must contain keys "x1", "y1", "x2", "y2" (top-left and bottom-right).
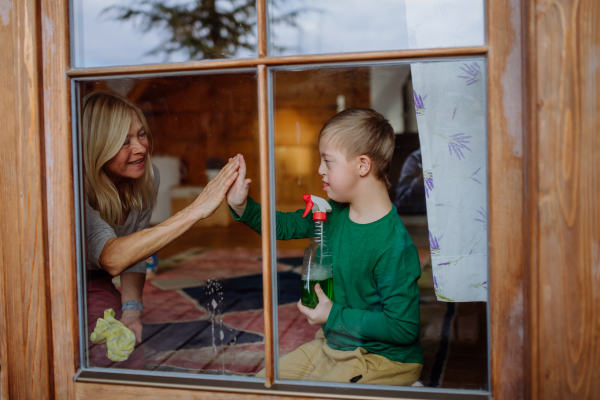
[{"x1": 358, "y1": 155, "x2": 371, "y2": 177}]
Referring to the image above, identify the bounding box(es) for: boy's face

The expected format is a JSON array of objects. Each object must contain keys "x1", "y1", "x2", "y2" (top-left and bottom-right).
[{"x1": 318, "y1": 138, "x2": 360, "y2": 203}]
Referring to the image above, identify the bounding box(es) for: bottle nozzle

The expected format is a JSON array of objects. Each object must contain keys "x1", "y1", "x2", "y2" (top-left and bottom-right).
[
  {"x1": 302, "y1": 194, "x2": 314, "y2": 218},
  {"x1": 301, "y1": 194, "x2": 331, "y2": 221}
]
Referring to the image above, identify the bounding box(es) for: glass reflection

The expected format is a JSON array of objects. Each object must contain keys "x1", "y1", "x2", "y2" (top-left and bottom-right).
[
  {"x1": 72, "y1": 0, "x2": 258, "y2": 67},
  {"x1": 270, "y1": 62, "x2": 489, "y2": 389},
  {"x1": 269, "y1": 0, "x2": 485, "y2": 56},
  {"x1": 80, "y1": 72, "x2": 265, "y2": 376}
]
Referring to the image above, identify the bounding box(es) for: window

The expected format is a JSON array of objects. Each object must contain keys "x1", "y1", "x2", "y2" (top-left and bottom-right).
[
  {"x1": 272, "y1": 62, "x2": 488, "y2": 391},
  {"x1": 268, "y1": 0, "x2": 485, "y2": 56},
  {"x1": 72, "y1": 0, "x2": 258, "y2": 67},
  {"x1": 67, "y1": 0, "x2": 498, "y2": 398},
  {"x1": 75, "y1": 71, "x2": 264, "y2": 377}
]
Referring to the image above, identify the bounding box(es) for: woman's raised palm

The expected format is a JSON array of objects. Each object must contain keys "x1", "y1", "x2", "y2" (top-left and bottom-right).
[{"x1": 189, "y1": 155, "x2": 241, "y2": 219}]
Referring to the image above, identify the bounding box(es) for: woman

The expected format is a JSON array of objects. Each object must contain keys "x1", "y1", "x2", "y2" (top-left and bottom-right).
[{"x1": 83, "y1": 91, "x2": 240, "y2": 368}]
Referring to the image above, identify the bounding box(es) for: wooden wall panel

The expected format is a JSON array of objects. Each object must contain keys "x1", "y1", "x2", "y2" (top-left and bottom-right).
[
  {"x1": 76, "y1": 383, "x2": 329, "y2": 400},
  {"x1": 79, "y1": 76, "x2": 261, "y2": 190},
  {"x1": 487, "y1": 0, "x2": 527, "y2": 399},
  {"x1": 533, "y1": 0, "x2": 600, "y2": 398},
  {"x1": 273, "y1": 69, "x2": 370, "y2": 212},
  {"x1": 41, "y1": 0, "x2": 79, "y2": 398},
  {"x1": 0, "y1": 0, "x2": 53, "y2": 398}
]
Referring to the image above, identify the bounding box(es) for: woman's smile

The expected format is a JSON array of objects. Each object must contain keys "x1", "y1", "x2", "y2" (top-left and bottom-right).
[{"x1": 128, "y1": 158, "x2": 145, "y2": 168}]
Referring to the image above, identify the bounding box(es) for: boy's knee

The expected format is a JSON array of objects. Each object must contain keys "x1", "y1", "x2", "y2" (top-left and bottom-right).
[
  {"x1": 315, "y1": 328, "x2": 325, "y2": 340},
  {"x1": 278, "y1": 355, "x2": 314, "y2": 380}
]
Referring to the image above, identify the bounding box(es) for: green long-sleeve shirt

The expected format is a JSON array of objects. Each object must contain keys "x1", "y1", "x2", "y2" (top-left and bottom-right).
[{"x1": 233, "y1": 197, "x2": 424, "y2": 364}]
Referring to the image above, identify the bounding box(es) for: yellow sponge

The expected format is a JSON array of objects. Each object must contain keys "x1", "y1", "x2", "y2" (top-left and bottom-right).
[{"x1": 90, "y1": 309, "x2": 136, "y2": 362}]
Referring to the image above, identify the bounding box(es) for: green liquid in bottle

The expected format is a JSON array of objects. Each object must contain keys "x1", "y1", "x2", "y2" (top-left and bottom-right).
[{"x1": 300, "y1": 277, "x2": 334, "y2": 309}]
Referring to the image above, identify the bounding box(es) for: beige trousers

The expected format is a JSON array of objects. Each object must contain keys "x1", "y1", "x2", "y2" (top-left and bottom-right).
[{"x1": 256, "y1": 329, "x2": 422, "y2": 386}]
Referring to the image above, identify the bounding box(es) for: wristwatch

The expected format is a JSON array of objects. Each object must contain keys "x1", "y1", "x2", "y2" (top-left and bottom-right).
[{"x1": 122, "y1": 301, "x2": 144, "y2": 313}]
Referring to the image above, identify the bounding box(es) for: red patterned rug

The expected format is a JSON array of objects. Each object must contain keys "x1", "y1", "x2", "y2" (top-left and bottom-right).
[
  {"x1": 136, "y1": 248, "x2": 319, "y2": 375},
  {"x1": 123, "y1": 248, "x2": 453, "y2": 386}
]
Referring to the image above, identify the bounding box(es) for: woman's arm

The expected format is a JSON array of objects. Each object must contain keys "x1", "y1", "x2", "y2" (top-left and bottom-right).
[
  {"x1": 99, "y1": 155, "x2": 241, "y2": 276},
  {"x1": 119, "y1": 272, "x2": 145, "y2": 343}
]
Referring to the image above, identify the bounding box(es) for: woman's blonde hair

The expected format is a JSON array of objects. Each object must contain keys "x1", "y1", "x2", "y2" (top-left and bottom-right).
[{"x1": 82, "y1": 90, "x2": 157, "y2": 228}]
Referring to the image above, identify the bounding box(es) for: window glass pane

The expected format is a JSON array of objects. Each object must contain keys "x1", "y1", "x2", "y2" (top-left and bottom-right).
[
  {"x1": 72, "y1": 0, "x2": 257, "y2": 68},
  {"x1": 266, "y1": 61, "x2": 488, "y2": 390},
  {"x1": 78, "y1": 72, "x2": 265, "y2": 377},
  {"x1": 268, "y1": 0, "x2": 485, "y2": 56}
]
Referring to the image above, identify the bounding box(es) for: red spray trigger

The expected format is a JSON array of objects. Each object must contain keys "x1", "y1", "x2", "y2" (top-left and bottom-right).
[{"x1": 302, "y1": 194, "x2": 313, "y2": 218}]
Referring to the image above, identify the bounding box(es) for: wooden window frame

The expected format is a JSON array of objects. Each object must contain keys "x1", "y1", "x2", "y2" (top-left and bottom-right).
[{"x1": 0, "y1": 0, "x2": 529, "y2": 398}]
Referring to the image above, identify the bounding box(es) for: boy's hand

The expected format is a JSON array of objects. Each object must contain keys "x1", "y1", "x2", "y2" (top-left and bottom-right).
[
  {"x1": 226, "y1": 154, "x2": 251, "y2": 217},
  {"x1": 297, "y1": 284, "x2": 333, "y2": 325}
]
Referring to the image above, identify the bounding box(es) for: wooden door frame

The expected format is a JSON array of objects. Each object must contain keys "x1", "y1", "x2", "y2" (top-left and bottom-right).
[{"x1": 0, "y1": 0, "x2": 534, "y2": 398}]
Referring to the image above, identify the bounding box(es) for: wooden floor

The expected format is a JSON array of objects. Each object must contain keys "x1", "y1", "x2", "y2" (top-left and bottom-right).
[{"x1": 444, "y1": 302, "x2": 489, "y2": 390}]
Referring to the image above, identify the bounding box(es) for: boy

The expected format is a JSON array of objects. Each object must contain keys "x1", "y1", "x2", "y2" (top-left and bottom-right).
[{"x1": 227, "y1": 108, "x2": 423, "y2": 385}]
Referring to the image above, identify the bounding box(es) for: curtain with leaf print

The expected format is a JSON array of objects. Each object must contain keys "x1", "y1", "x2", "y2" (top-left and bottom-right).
[{"x1": 410, "y1": 60, "x2": 488, "y2": 302}]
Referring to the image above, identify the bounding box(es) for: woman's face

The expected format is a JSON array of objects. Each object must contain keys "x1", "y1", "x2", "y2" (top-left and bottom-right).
[{"x1": 103, "y1": 110, "x2": 149, "y2": 184}]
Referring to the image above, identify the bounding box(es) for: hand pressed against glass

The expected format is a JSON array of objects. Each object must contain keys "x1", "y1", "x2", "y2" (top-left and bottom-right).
[
  {"x1": 100, "y1": 155, "x2": 241, "y2": 275},
  {"x1": 102, "y1": 110, "x2": 150, "y2": 184},
  {"x1": 226, "y1": 154, "x2": 252, "y2": 217}
]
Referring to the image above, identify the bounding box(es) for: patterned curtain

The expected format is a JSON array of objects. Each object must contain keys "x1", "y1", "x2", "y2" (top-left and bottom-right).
[{"x1": 410, "y1": 61, "x2": 487, "y2": 302}]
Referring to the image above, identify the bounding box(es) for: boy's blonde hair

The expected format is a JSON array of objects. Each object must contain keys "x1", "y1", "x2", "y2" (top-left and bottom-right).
[
  {"x1": 319, "y1": 108, "x2": 395, "y2": 188},
  {"x1": 82, "y1": 90, "x2": 157, "y2": 228}
]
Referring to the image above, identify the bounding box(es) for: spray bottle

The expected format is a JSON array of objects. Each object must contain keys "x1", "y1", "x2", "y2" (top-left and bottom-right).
[{"x1": 300, "y1": 194, "x2": 334, "y2": 308}]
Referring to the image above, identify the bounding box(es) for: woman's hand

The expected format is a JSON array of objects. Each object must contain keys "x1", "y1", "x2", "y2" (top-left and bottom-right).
[
  {"x1": 97, "y1": 157, "x2": 241, "y2": 277},
  {"x1": 297, "y1": 284, "x2": 333, "y2": 325},
  {"x1": 119, "y1": 273, "x2": 144, "y2": 343},
  {"x1": 120, "y1": 309, "x2": 143, "y2": 343},
  {"x1": 226, "y1": 154, "x2": 252, "y2": 217},
  {"x1": 188, "y1": 155, "x2": 241, "y2": 221}
]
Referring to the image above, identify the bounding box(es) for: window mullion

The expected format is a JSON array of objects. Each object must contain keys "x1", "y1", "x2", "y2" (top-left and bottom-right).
[
  {"x1": 257, "y1": 0, "x2": 267, "y2": 58},
  {"x1": 258, "y1": 63, "x2": 275, "y2": 387},
  {"x1": 65, "y1": 46, "x2": 489, "y2": 79}
]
